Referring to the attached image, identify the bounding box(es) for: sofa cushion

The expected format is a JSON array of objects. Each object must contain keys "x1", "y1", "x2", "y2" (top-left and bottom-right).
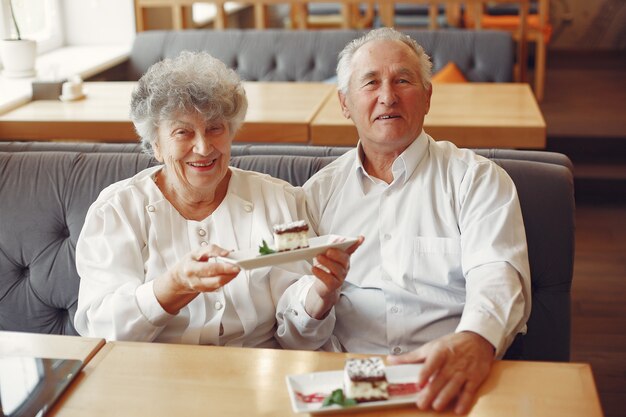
[
  {"x1": 432, "y1": 62, "x2": 468, "y2": 83},
  {"x1": 128, "y1": 29, "x2": 514, "y2": 83}
]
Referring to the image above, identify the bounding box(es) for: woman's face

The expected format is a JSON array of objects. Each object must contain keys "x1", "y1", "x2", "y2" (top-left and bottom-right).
[{"x1": 153, "y1": 111, "x2": 233, "y2": 200}]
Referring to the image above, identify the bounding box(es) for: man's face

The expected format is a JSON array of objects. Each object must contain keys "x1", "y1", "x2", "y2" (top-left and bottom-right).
[{"x1": 339, "y1": 39, "x2": 432, "y2": 153}]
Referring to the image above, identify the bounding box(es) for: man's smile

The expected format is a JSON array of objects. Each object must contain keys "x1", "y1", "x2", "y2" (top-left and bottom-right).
[{"x1": 375, "y1": 113, "x2": 402, "y2": 121}]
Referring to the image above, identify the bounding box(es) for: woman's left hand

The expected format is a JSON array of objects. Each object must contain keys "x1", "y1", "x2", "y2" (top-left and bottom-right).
[{"x1": 305, "y1": 236, "x2": 364, "y2": 319}]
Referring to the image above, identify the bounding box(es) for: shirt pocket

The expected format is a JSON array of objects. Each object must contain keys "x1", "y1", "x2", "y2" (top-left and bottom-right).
[{"x1": 411, "y1": 236, "x2": 463, "y2": 288}]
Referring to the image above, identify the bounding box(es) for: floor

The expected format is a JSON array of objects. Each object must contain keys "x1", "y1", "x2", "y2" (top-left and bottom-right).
[
  {"x1": 573, "y1": 203, "x2": 626, "y2": 417},
  {"x1": 541, "y1": 50, "x2": 626, "y2": 417}
]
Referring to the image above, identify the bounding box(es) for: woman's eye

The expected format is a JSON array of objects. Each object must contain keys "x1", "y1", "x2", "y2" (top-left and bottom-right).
[
  {"x1": 172, "y1": 129, "x2": 189, "y2": 138},
  {"x1": 209, "y1": 125, "x2": 225, "y2": 134}
]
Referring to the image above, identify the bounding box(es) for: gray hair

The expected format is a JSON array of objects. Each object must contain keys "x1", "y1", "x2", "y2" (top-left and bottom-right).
[
  {"x1": 130, "y1": 51, "x2": 248, "y2": 155},
  {"x1": 336, "y1": 28, "x2": 433, "y2": 94}
]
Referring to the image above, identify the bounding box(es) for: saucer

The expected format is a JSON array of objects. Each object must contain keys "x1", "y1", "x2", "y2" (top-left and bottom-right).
[{"x1": 59, "y1": 93, "x2": 86, "y2": 102}]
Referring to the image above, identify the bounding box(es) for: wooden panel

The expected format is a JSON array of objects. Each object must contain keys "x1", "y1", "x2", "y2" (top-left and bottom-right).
[
  {"x1": 0, "y1": 331, "x2": 105, "y2": 364},
  {"x1": 310, "y1": 83, "x2": 546, "y2": 148},
  {"x1": 0, "y1": 82, "x2": 335, "y2": 144},
  {"x1": 48, "y1": 342, "x2": 603, "y2": 417}
]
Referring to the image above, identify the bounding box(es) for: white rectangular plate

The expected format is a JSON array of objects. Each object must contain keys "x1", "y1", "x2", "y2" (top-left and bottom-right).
[
  {"x1": 217, "y1": 235, "x2": 358, "y2": 270},
  {"x1": 285, "y1": 364, "x2": 421, "y2": 414}
]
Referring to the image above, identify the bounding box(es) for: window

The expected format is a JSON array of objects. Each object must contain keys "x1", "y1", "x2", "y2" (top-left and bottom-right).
[{"x1": 1, "y1": 0, "x2": 62, "y2": 54}]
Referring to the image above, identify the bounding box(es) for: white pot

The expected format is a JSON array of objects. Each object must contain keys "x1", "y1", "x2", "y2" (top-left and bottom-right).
[{"x1": 0, "y1": 39, "x2": 37, "y2": 78}]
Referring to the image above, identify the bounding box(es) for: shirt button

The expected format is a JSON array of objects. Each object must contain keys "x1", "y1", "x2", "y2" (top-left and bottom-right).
[
  {"x1": 198, "y1": 229, "x2": 206, "y2": 236},
  {"x1": 390, "y1": 306, "x2": 399, "y2": 314},
  {"x1": 200, "y1": 241, "x2": 208, "y2": 247},
  {"x1": 147, "y1": 205, "x2": 155, "y2": 212},
  {"x1": 384, "y1": 233, "x2": 391, "y2": 241},
  {"x1": 214, "y1": 301, "x2": 223, "y2": 311},
  {"x1": 392, "y1": 346, "x2": 402, "y2": 355},
  {"x1": 244, "y1": 204, "x2": 253, "y2": 213}
]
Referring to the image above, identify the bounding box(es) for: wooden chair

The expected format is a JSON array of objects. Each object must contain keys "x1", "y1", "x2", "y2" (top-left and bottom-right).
[
  {"x1": 290, "y1": 2, "x2": 375, "y2": 29},
  {"x1": 134, "y1": 0, "x2": 229, "y2": 31},
  {"x1": 464, "y1": 0, "x2": 552, "y2": 101}
]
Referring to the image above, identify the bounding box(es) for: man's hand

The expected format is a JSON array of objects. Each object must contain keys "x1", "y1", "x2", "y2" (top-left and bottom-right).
[
  {"x1": 386, "y1": 332, "x2": 495, "y2": 415},
  {"x1": 305, "y1": 236, "x2": 364, "y2": 319}
]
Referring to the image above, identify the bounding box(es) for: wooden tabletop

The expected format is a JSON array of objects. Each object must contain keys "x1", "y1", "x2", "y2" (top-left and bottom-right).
[
  {"x1": 49, "y1": 341, "x2": 603, "y2": 417},
  {"x1": 0, "y1": 82, "x2": 335, "y2": 143},
  {"x1": 0, "y1": 331, "x2": 105, "y2": 364},
  {"x1": 311, "y1": 83, "x2": 546, "y2": 148}
]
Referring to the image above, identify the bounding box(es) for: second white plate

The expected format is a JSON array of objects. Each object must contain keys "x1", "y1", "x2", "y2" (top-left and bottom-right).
[
  {"x1": 217, "y1": 235, "x2": 358, "y2": 270},
  {"x1": 285, "y1": 364, "x2": 422, "y2": 414}
]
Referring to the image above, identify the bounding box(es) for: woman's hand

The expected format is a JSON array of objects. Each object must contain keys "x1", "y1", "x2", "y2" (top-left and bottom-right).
[
  {"x1": 153, "y1": 244, "x2": 240, "y2": 314},
  {"x1": 305, "y1": 236, "x2": 364, "y2": 319}
]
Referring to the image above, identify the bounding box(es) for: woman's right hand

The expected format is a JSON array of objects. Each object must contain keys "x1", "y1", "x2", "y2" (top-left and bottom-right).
[{"x1": 153, "y1": 244, "x2": 241, "y2": 314}]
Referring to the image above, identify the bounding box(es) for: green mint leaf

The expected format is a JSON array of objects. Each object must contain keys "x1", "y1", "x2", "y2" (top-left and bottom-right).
[
  {"x1": 322, "y1": 388, "x2": 356, "y2": 408},
  {"x1": 343, "y1": 398, "x2": 357, "y2": 407},
  {"x1": 258, "y1": 240, "x2": 275, "y2": 255}
]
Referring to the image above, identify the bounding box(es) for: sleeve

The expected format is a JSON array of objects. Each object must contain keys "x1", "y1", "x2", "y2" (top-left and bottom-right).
[
  {"x1": 74, "y1": 196, "x2": 174, "y2": 341},
  {"x1": 455, "y1": 162, "x2": 532, "y2": 357},
  {"x1": 271, "y1": 185, "x2": 336, "y2": 350}
]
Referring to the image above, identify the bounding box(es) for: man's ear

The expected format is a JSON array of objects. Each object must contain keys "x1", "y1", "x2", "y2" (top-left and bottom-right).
[
  {"x1": 424, "y1": 84, "x2": 433, "y2": 115},
  {"x1": 338, "y1": 91, "x2": 350, "y2": 119}
]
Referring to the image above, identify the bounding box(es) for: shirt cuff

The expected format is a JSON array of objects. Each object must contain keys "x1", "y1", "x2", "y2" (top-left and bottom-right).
[
  {"x1": 456, "y1": 309, "x2": 505, "y2": 357},
  {"x1": 285, "y1": 276, "x2": 336, "y2": 332},
  {"x1": 135, "y1": 280, "x2": 175, "y2": 327}
]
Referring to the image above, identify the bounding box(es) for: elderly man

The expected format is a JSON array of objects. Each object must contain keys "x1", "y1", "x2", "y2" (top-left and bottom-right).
[{"x1": 302, "y1": 28, "x2": 531, "y2": 414}]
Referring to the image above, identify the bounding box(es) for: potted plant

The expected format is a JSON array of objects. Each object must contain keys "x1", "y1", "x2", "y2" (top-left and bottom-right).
[{"x1": 1, "y1": 0, "x2": 36, "y2": 77}]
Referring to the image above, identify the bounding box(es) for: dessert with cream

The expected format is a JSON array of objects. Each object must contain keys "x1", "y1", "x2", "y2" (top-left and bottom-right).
[
  {"x1": 343, "y1": 357, "x2": 389, "y2": 403},
  {"x1": 272, "y1": 220, "x2": 309, "y2": 252}
]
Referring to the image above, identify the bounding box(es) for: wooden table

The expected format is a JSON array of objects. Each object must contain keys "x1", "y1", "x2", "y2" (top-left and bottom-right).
[
  {"x1": 0, "y1": 331, "x2": 105, "y2": 364},
  {"x1": 311, "y1": 83, "x2": 546, "y2": 148},
  {"x1": 0, "y1": 81, "x2": 335, "y2": 144},
  {"x1": 47, "y1": 341, "x2": 603, "y2": 417}
]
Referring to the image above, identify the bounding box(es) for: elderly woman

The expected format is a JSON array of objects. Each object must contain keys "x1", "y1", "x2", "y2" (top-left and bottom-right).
[{"x1": 74, "y1": 51, "x2": 359, "y2": 348}]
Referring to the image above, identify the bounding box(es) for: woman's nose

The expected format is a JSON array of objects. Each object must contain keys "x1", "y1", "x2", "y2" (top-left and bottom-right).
[{"x1": 193, "y1": 133, "x2": 212, "y2": 155}]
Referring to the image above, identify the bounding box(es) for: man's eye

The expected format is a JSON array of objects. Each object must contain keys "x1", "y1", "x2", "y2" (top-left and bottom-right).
[{"x1": 363, "y1": 80, "x2": 376, "y2": 88}]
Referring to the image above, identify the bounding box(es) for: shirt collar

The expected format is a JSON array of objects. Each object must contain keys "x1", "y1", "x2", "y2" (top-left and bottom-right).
[{"x1": 353, "y1": 130, "x2": 429, "y2": 193}]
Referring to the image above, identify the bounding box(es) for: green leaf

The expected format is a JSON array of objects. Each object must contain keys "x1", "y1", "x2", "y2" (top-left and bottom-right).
[
  {"x1": 321, "y1": 388, "x2": 357, "y2": 408},
  {"x1": 258, "y1": 240, "x2": 275, "y2": 255}
]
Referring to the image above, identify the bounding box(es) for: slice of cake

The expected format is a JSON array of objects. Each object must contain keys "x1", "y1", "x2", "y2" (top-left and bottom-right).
[
  {"x1": 343, "y1": 357, "x2": 389, "y2": 403},
  {"x1": 272, "y1": 220, "x2": 309, "y2": 252}
]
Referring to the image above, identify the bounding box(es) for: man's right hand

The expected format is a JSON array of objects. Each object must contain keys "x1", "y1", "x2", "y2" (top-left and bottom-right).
[{"x1": 386, "y1": 331, "x2": 495, "y2": 414}]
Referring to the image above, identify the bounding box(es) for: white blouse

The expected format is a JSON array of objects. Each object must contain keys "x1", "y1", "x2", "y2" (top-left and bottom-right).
[
  {"x1": 75, "y1": 166, "x2": 332, "y2": 349},
  {"x1": 303, "y1": 132, "x2": 531, "y2": 357}
]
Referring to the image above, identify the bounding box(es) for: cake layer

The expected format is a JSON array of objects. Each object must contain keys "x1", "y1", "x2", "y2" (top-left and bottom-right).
[
  {"x1": 343, "y1": 357, "x2": 389, "y2": 403},
  {"x1": 273, "y1": 220, "x2": 309, "y2": 252}
]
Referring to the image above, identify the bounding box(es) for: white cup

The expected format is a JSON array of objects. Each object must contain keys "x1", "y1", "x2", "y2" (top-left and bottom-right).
[{"x1": 61, "y1": 76, "x2": 84, "y2": 99}]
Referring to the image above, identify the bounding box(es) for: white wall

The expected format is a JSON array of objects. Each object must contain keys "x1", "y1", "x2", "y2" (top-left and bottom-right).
[{"x1": 61, "y1": 0, "x2": 135, "y2": 46}]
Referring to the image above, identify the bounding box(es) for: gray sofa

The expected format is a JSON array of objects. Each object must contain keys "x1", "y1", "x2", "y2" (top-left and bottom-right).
[
  {"x1": 128, "y1": 29, "x2": 514, "y2": 82},
  {"x1": 0, "y1": 142, "x2": 574, "y2": 362}
]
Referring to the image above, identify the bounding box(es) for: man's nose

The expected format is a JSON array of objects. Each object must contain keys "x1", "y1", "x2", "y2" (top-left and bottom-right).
[{"x1": 378, "y1": 82, "x2": 398, "y2": 106}]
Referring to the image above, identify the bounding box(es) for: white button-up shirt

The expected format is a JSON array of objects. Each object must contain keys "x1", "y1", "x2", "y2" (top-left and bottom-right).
[
  {"x1": 75, "y1": 166, "x2": 331, "y2": 349},
  {"x1": 303, "y1": 132, "x2": 531, "y2": 357}
]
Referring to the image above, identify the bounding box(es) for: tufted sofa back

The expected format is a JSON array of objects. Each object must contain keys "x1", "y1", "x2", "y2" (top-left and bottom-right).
[
  {"x1": 0, "y1": 143, "x2": 573, "y2": 361},
  {"x1": 128, "y1": 29, "x2": 514, "y2": 82}
]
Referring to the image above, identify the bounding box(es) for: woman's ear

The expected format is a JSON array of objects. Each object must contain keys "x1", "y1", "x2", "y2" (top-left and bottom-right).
[{"x1": 152, "y1": 141, "x2": 163, "y2": 163}]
